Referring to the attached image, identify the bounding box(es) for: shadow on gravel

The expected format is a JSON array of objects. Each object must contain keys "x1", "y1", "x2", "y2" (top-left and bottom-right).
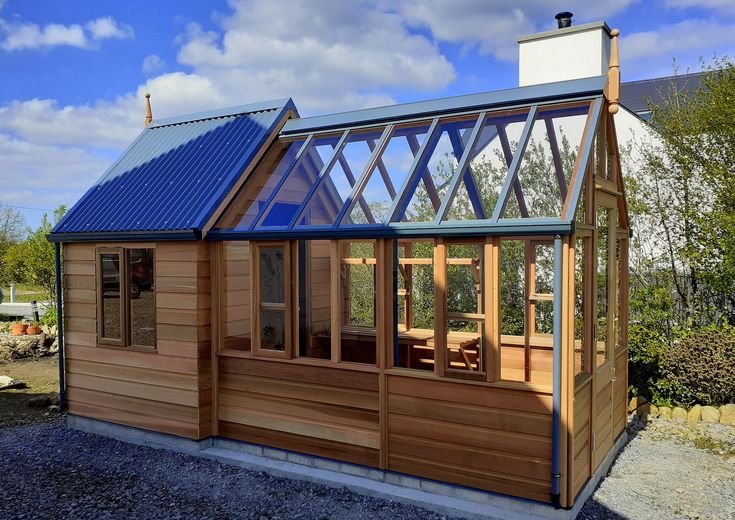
[{"x1": 0, "y1": 391, "x2": 60, "y2": 429}]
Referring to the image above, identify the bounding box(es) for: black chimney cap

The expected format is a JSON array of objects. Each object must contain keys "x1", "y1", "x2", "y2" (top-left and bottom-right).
[{"x1": 555, "y1": 12, "x2": 573, "y2": 28}]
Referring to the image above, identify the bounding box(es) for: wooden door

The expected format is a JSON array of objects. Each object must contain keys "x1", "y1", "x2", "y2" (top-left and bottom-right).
[{"x1": 591, "y1": 192, "x2": 618, "y2": 469}]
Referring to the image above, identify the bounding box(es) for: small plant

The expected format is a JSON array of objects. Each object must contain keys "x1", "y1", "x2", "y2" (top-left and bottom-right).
[
  {"x1": 660, "y1": 327, "x2": 735, "y2": 407},
  {"x1": 39, "y1": 308, "x2": 57, "y2": 327}
]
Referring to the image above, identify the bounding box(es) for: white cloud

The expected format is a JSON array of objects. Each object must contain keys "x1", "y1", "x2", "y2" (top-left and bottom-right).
[
  {"x1": 0, "y1": 15, "x2": 133, "y2": 51},
  {"x1": 142, "y1": 54, "x2": 166, "y2": 74},
  {"x1": 175, "y1": 0, "x2": 456, "y2": 112},
  {"x1": 0, "y1": 132, "x2": 112, "y2": 214},
  {"x1": 665, "y1": 0, "x2": 735, "y2": 11},
  {"x1": 0, "y1": 21, "x2": 87, "y2": 51},
  {"x1": 396, "y1": 0, "x2": 637, "y2": 61},
  {"x1": 86, "y1": 16, "x2": 134, "y2": 40},
  {"x1": 621, "y1": 18, "x2": 735, "y2": 74}
]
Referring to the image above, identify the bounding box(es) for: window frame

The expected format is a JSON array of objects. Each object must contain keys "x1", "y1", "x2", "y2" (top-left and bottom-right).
[
  {"x1": 251, "y1": 241, "x2": 294, "y2": 359},
  {"x1": 96, "y1": 246, "x2": 157, "y2": 350}
]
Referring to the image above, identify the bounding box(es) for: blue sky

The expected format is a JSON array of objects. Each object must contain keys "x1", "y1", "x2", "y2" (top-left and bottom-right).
[{"x1": 1, "y1": 0, "x2": 733, "y2": 229}]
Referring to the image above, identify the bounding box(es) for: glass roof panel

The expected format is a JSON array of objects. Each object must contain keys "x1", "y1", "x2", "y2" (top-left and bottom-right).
[
  {"x1": 501, "y1": 102, "x2": 591, "y2": 219},
  {"x1": 442, "y1": 113, "x2": 529, "y2": 222},
  {"x1": 295, "y1": 131, "x2": 379, "y2": 227},
  {"x1": 214, "y1": 139, "x2": 304, "y2": 230},
  {"x1": 341, "y1": 124, "x2": 430, "y2": 225},
  {"x1": 401, "y1": 119, "x2": 476, "y2": 223},
  {"x1": 256, "y1": 135, "x2": 340, "y2": 228}
]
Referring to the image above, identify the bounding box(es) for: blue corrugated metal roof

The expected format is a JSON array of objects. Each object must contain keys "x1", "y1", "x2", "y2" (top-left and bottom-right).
[{"x1": 50, "y1": 98, "x2": 296, "y2": 241}]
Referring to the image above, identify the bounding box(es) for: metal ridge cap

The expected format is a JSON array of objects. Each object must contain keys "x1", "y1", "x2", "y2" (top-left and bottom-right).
[
  {"x1": 281, "y1": 77, "x2": 605, "y2": 135},
  {"x1": 150, "y1": 98, "x2": 295, "y2": 128}
]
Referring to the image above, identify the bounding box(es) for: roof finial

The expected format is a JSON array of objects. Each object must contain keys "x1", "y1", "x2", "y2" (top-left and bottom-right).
[
  {"x1": 608, "y1": 29, "x2": 620, "y2": 115},
  {"x1": 144, "y1": 93, "x2": 153, "y2": 127}
]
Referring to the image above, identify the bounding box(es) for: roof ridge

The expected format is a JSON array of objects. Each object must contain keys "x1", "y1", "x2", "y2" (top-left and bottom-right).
[{"x1": 150, "y1": 98, "x2": 295, "y2": 128}]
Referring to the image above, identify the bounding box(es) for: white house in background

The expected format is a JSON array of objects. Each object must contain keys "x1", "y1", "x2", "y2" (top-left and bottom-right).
[{"x1": 517, "y1": 16, "x2": 702, "y2": 162}]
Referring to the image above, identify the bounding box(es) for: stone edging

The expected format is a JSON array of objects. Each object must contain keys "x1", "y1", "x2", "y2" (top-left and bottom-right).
[{"x1": 629, "y1": 396, "x2": 735, "y2": 426}]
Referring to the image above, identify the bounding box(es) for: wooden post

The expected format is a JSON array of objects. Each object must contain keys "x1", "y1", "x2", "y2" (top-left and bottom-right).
[
  {"x1": 607, "y1": 29, "x2": 621, "y2": 115},
  {"x1": 485, "y1": 237, "x2": 500, "y2": 382},
  {"x1": 434, "y1": 239, "x2": 447, "y2": 377},
  {"x1": 144, "y1": 93, "x2": 153, "y2": 127},
  {"x1": 330, "y1": 240, "x2": 341, "y2": 363}
]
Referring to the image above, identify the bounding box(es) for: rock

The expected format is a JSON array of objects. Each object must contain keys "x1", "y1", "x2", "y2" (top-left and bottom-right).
[
  {"x1": 672, "y1": 407, "x2": 687, "y2": 421},
  {"x1": 0, "y1": 332, "x2": 58, "y2": 361},
  {"x1": 48, "y1": 405, "x2": 60, "y2": 413},
  {"x1": 720, "y1": 404, "x2": 735, "y2": 426},
  {"x1": 687, "y1": 404, "x2": 702, "y2": 425},
  {"x1": 649, "y1": 404, "x2": 659, "y2": 418},
  {"x1": 658, "y1": 406, "x2": 672, "y2": 419},
  {"x1": 701, "y1": 406, "x2": 720, "y2": 423},
  {"x1": 27, "y1": 395, "x2": 51, "y2": 408},
  {"x1": 49, "y1": 394, "x2": 60, "y2": 406},
  {"x1": 629, "y1": 395, "x2": 648, "y2": 413}
]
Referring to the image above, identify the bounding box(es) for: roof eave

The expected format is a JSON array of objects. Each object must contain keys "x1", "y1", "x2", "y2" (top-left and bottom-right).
[{"x1": 47, "y1": 228, "x2": 202, "y2": 243}]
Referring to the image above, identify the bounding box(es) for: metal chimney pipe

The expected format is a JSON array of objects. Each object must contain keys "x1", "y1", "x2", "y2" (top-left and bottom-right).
[{"x1": 555, "y1": 12, "x2": 573, "y2": 29}]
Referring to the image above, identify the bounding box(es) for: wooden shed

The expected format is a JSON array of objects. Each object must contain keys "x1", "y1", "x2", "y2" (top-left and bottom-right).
[{"x1": 49, "y1": 47, "x2": 629, "y2": 511}]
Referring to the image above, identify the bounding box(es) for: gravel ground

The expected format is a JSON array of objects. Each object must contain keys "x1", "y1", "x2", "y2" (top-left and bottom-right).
[
  {"x1": 0, "y1": 421, "x2": 457, "y2": 520},
  {"x1": 1, "y1": 417, "x2": 733, "y2": 519},
  {"x1": 579, "y1": 420, "x2": 735, "y2": 520}
]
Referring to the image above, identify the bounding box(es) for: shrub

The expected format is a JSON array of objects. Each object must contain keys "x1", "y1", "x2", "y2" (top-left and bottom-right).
[
  {"x1": 660, "y1": 327, "x2": 735, "y2": 406},
  {"x1": 40, "y1": 307, "x2": 57, "y2": 327}
]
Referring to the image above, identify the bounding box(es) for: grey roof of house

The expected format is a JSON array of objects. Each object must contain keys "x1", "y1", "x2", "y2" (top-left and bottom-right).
[{"x1": 620, "y1": 72, "x2": 705, "y2": 115}]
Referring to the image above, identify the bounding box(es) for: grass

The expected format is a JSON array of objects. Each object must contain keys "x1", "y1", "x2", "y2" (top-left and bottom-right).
[
  {"x1": 1, "y1": 284, "x2": 47, "y2": 303},
  {"x1": 692, "y1": 435, "x2": 735, "y2": 458}
]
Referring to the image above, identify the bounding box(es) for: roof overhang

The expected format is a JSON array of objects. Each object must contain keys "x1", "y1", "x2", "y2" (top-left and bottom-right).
[{"x1": 46, "y1": 229, "x2": 202, "y2": 243}]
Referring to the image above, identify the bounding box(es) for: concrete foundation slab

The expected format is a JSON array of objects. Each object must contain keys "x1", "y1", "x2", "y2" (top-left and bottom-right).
[{"x1": 66, "y1": 415, "x2": 628, "y2": 520}]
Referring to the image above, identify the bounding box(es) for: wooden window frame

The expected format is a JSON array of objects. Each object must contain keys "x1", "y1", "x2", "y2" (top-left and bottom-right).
[
  {"x1": 97, "y1": 247, "x2": 126, "y2": 347},
  {"x1": 251, "y1": 241, "x2": 293, "y2": 359},
  {"x1": 96, "y1": 246, "x2": 157, "y2": 350}
]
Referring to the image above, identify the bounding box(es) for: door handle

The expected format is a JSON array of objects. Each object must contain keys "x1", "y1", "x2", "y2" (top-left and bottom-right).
[{"x1": 611, "y1": 367, "x2": 617, "y2": 382}]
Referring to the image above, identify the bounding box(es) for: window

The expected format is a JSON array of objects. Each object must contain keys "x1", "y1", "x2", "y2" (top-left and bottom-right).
[
  {"x1": 394, "y1": 239, "x2": 434, "y2": 371},
  {"x1": 443, "y1": 242, "x2": 485, "y2": 376},
  {"x1": 337, "y1": 240, "x2": 378, "y2": 364},
  {"x1": 596, "y1": 207, "x2": 611, "y2": 367},
  {"x1": 252, "y1": 242, "x2": 291, "y2": 357},
  {"x1": 97, "y1": 247, "x2": 155, "y2": 348},
  {"x1": 574, "y1": 237, "x2": 590, "y2": 376},
  {"x1": 297, "y1": 240, "x2": 332, "y2": 360},
  {"x1": 499, "y1": 238, "x2": 554, "y2": 385}
]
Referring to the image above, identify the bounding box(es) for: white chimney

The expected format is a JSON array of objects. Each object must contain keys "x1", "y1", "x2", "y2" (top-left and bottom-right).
[{"x1": 518, "y1": 15, "x2": 613, "y2": 87}]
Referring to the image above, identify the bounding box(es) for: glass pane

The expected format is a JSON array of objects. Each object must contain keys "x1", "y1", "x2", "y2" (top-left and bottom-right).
[
  {"x1": 534, "y1": 300, "x2": 553, "y2": 335},
  {"x1": 297, "y1": 133, "x2": 378, "y2": 227},
  {"x1": 129, "y1": 248, "x2": 155, "y2": 347},
  {"x1": 446, "y1": 243, "x2": 484, "y2": 374},
  {"x1": 259, "y1": 246, "x2": 285, "y2": 304},
  {"x1": 339, "y1": 241, "x2": 377, "y2": 364},
  {"x1": 444, "y1": 114, "x2": 527, "y2": 221},
  {"x1": 401, "y1": 120, "x2": 476, "y2": 223},
  {"x1": 100, "y1": 252, "x2": 122, "y2": 340},
  {"x1": 501, "y1": 104, "x2": 590, "y2": 219},
  {"x1": 447, "y1": 319, "x2": 483, "y2": 372},
  {"x1": 574, "y1": 237, "x2": 587, "y2": 376},
  {"x1": 298, "y1": 240, "x2": 331, "y2": 359},
  {"x1": 215, "y1": 140, "x2": 303, "y2": 229},
  {"x1": 223, "y1": 241, "x2": 251, "y2": 351},
  {"x1": 500, "y1": 240, "x2": 525, "y2": 382},
  {"x1": 596, "y1": 207, "x2": 610, "y2": 367},
  {"x1": 534, "y1": 243, "x2": 554, "y2": 294},
  {"x1": 257, "y1": 136, "x2": 340, "y2": 228},
  {"x1": 395, "y1": 239, "x2": 434, "y2": 371},
  {"x1": 342, "y1": 125, "x2": 429, "y2": 225},
  {"x1": 260, "y1": 309, "x2": 286, "y2": 351}
]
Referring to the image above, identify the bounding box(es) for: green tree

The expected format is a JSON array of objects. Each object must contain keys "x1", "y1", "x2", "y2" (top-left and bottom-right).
[
  {"x1": 3, "y1": 205, "x2": 66, "y2": 303},
  {"x1": 634, "y1": 59, "x2": 735, "y2": 325}
]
